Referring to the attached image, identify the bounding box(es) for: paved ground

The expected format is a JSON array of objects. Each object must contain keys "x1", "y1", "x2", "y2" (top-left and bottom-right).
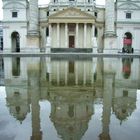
[{"x1": 0, "y1": 51, "x2": 140, "y2": 58}]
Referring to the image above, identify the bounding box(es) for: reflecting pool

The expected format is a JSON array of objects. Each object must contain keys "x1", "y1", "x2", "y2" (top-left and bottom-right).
[{"x1": 0, "y1": 57, "x2": 140, "y2": 140}]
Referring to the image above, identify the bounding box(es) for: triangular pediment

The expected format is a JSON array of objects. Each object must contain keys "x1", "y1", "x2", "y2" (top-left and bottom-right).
[
  {"x1": 49, "y1": 7, "x2": 94, "y2": 19},
  {"x1": 118, "y1": 2, "x2": 140, "y2": 10},
  {"x1": 3, "y1": 2, "x2": 26, "y2": 9}
]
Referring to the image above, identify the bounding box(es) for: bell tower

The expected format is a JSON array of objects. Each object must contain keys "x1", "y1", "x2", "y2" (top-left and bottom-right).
[{"x1": 2, "y1": 0, "x2": 28, "y2": 52}]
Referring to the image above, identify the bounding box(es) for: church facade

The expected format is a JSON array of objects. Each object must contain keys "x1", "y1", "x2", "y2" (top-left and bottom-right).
[{"x1": 2, "y1": 0, "x2": 140, "y2": 53}]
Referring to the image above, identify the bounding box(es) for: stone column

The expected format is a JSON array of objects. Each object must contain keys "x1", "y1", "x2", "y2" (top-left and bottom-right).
[
  {"x1": 40, "y1": 27, "x2": 46, "y2": 52},
  {"x1": 27, "y1": 0, "x2": 39, "y2": 52},
  {"x1": 65, "y1": 23, "x2": 68, "y2": 48},
  {"x1": 46, "y1": 24, "x2": 52, "y2": 53},
  {"x1": 57, "y1": 62, "x2": 60, "y2": 85},
  {"x1": 48, "y1": 24, "x2": 52, "y2": 46},
  {"x1": 92, "y1": 24, "x2": 96, "y2": 52},
  {"x1": 76, "y1": 23, "x2": 79, "y2": 48},
  {"x1": 57, "y1": 23, "x2": 60, "y2": 48},
  {"x1": 104, "y1": 0, "x2": 117, "y2": 53},
  {"x1": 49, "y1": 24, "x2": 52, "y2": 38},
  {"x1": 84, "y1": 23, "x2": 87, "y2": 48},
  {"x1": 92, "y1": 24, "x2": 95, "y2": 41},
  {"x1": 104, "y1": 0, "x2": 115, "y2": 36},
  {"x1": 28, "y1": 0, "x2": 39, "y2": 35}
]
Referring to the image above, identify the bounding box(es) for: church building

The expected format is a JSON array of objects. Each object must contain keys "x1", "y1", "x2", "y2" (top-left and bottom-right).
[{"x1": 2, "y1": 0, "x2": 140, "y2": 53}]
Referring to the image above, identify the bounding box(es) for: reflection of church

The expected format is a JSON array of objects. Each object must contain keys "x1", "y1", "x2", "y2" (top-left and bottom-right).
[{"x1": 3, "y1": 57, "x2": 140, "y2": 139}]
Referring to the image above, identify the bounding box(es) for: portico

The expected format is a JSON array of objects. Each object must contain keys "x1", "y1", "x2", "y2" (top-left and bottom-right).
[{"x1": 46, "y1": 7, "x2": 96, "y2": 52}]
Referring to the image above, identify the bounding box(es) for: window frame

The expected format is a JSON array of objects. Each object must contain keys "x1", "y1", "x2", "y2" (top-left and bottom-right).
[
  {"x1": 126, "y1": 12, "x2": 131, "y2": 19},
  {"x1": 12, "y1": 12, "x2": 18, "y2": 18}
]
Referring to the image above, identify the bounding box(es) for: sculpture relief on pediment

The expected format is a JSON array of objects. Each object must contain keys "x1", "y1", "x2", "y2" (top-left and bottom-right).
[
  {"x1": 3, "y1": 2, "x2": 26, "y2": 9},
  {"x1": 62, "y1": 10, "x2": 81, "y2": 17},
  {"x1": 54, "y1": 9, "x2": 93, "y2": 18}
]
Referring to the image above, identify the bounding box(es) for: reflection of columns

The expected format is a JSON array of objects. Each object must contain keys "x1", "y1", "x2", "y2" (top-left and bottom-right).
[
  {"x1": 47, "y1": 58, "x2": 51, "y2": 83},
  {"x1": 76, "y1": 23, "x2": 79, "y2": 48},
  {"x1": 57, "y1": 62, "x2": 60, "y2": 85},
  {"x1": 28, "y1": 63, "x2": 42, "y2": 140},
  {"x1": 84, "y1": 23, "x2": 87, "y2": 48},
  {"x1": 65, "y1": 23, "x2": 68, "y2": 48},
  {"x1": 31, "y1": 88, "x2": 42, "y2": 140},
  {"x1": 96, "y1": 57, "x2": 104, "y2": 83},
  {"x1": 57, "y1": 23, "x2": 60, "y2": 48},
  {"x1": 99, "y1": 73, "x2": 115, "y2": 140},
  {"x1": 65, "y1": 62, "x2": 68, "y2": 85},
  {"x1": 83, "y1": 62, "x2": 86, "y2": 85},
  {"x1": 75, "y1": 63, "x2": 78, "y2": 85}
]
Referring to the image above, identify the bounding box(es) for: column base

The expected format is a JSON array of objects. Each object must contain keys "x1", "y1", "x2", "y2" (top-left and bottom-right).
[
  {"x1": 46, "y1": 47, "x2": 51, "y2": 53},
  {"x1": 27, "y1": 35, "x2": 40, "y2": 53},
  {"x1": 104, "y1": 36, "x2": 117, "y2": 54},
  {"x1": 3, "y1": 48, "x2": 12, "y2": 53}
]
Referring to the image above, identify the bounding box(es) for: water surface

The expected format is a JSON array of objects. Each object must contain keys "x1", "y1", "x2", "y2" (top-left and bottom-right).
[{"x1": 0, "y1": 57, "x2": 140, "y2": 140}]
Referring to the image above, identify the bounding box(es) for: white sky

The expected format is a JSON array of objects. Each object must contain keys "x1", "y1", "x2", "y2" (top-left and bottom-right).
[{"x1": 0, "y1": 0, "x2": 105, "y2": 20}]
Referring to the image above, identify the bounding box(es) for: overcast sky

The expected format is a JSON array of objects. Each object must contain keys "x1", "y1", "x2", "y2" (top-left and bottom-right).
[{"x1": 0, "y1": 0, "x2": 105, "y2": 20}]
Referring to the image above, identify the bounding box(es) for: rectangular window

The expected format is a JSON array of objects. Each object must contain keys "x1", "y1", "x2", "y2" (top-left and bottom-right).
[
  {"x1": 126, "y1": 13, "x2": 131, "y2": 19},
  {"x1": 95, "y1": 12, "x2": 97, "y2": 17},
  {"x1": 12, "y1": 12, "x2": 18, "y2": 18}
]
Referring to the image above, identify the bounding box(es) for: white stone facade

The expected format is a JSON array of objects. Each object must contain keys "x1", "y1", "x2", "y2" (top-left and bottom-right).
[
  {"x1": 0, "y1": 21, "x2": 3, "y2": 50},
  {"x1": 2, "y1": 0, "x2": 140, "y2": 53},
  {"x1": 116, "y1": 0, "x2": 140, "y2": 53}
]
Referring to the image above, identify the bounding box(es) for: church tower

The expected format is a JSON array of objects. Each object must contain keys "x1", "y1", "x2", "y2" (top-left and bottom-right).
[
  {"x1": 116, "y1": 0, "x2": 140, "y2": 53},
  {"x1": 2, "y1": 0, "x2": 28, "y2": 52}
]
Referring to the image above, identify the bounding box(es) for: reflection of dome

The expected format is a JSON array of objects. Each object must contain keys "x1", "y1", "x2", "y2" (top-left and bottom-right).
[
  {"x1": 53, "y1": 118, "x2": 89, "y2": 140},
  {"x1": 99, "y1": 133, "x2": 111, "y2": 140},
  {"x1": 6, "y1": 92, "x2": 30, "y2": 123},
  {"x1": 48, "y1": 86, "x2": 94, "y2": 140},
  {"x1": 113, "y1": 97, "x2": 136, "y2": 123}
]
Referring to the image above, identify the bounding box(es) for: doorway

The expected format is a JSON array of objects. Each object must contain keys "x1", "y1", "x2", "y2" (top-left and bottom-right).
[
  {"x1": 122, "y1": 32, "x2": 133, "y2": 53},
  {"x1": 69, "y1": 36, "x2": 75, "y2": 48},
  {"x1": 11, "y1": 32, "x2": 20, "y2": 52}
]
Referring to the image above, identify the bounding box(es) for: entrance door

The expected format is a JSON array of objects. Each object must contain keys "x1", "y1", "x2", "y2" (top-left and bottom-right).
[{"x1": 69, "y1": 36, "x2": 75, "y2": 48}]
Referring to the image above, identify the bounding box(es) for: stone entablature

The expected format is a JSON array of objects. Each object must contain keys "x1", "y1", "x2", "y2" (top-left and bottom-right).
[{"x1": 48, "y1": 7, "x2": 95, "y2": 24}]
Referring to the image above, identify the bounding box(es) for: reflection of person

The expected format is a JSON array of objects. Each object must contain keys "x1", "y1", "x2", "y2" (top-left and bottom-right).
[{"x1": 122, "y1": 58, "x2": 132, "y2": 79}]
